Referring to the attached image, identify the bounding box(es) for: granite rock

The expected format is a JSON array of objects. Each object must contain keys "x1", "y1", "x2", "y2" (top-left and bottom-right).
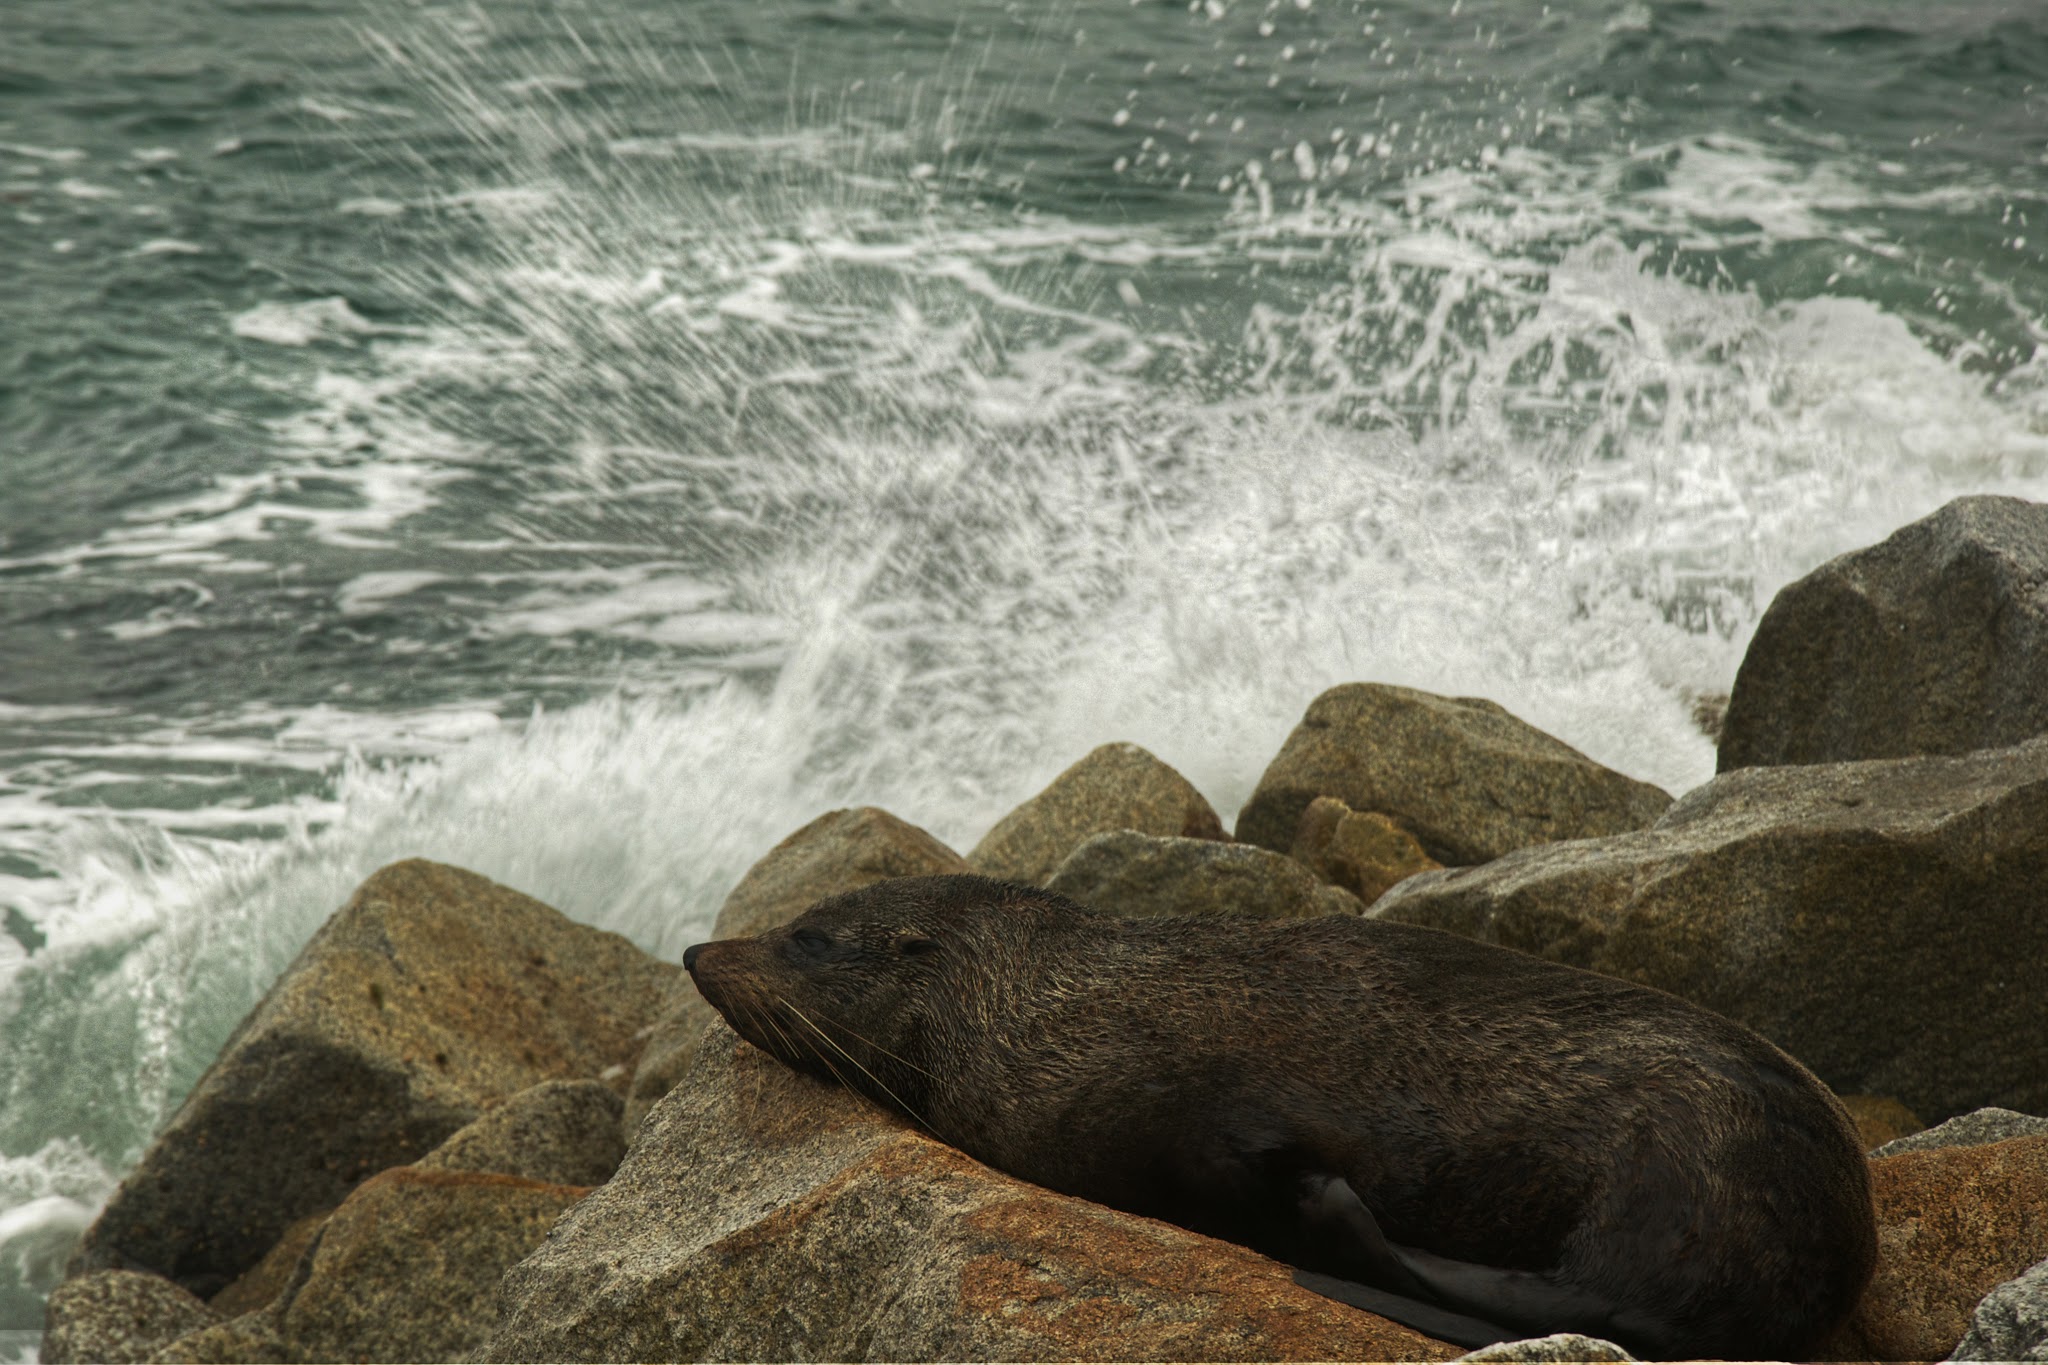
[
  {"x1": 1874, "y1": 1107, "x2": 2048, "y2": 1158},
  {"x1": 1951, "y1": 1254, "x2": 2048, "y2": 1362},
  {"x1": 417, "y1": 1077, "x2": 625, "y2": 1187},
  {"x1": 1720, "y1": 494, "x2": 2048, "y2": 771},
  {"x1": 40, "y1": 1270, "x2": 219, "y2": 1365},
  {"x1": 1452, "y1": 1334, "x2": 1636, "y2": 1362},
  {"x1": 69, "y1": 859, "x2": 674, "y2": 1298},
  {"x1": 968, "y1": 742, "x2": 1225, "y2": 887},
  {"x1": 1819, "y1": 1134, "x2": 2048, "y2": 1362},
  {"x1": 1289, "y1": 796, "x2": 1443, "y2": 905},
  {"x1": 1047, "y1": 830, "x2": 1363, "y2": 920},
  {"x1": 709, "y1": 806, "x2": 969, "y2": 940},
  {"x1": 1236, "y1": 684, "x2": 1670, "y2": 864},
  {"x1": 480, "y1": 1026, "x2": 1461, "y2": 1363},
  {"x1": 628, "y1": 806, "x2": 967, "y2": 1135},
  {"x1": 1373, "y1": 738, "x2": 2048, "y2": 1122}
]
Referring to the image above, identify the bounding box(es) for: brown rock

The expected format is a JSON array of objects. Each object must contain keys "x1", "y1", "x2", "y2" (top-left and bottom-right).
[
  {"x1": 1290, "y1": 796, "x2": 1443, "y2": 905},
  {"x1": 709, "y1": 806, "x2": 970, "y2": 940},
  {"x1": 1236, "y1": 684, "x2": 1671, "y2": 864},
  {"x1": 1045, "y1": 831, "x2": 1364, "y2": 921},
  {"x1": 1720, "y1": 494, "x2": 2048, "y2": 771},
  {"x1": 417, "y1": 1077, "x2": 625, "y2": 1186},
  {"x1": 40, "y1": 1270, "x2": 219, "y2": 1365},
  {"x1": 1372, "y1": 737, "x2": 2048, "y2": 1122},
  {"x1": 627, "y1": 806, "x2": 968, "y2": 1134},
  {"x1": 69, "y1": 859, "x2": 675, "y2": 1298},
  {"x1": 968, "y1": 742, "x2": 1226, "y2": 886},
  {"x1": 1839, "y1": 1096, "x2": 1925, "y2": 1154},
  {"x1": 1818, "y1": 1134, "x2": 2048, "y2": 1362},
  {"x1": 480, "y1": 1026, "x2": 1461, "y2": 1363}
]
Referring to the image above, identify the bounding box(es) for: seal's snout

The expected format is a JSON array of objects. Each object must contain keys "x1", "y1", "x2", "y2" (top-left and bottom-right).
[{"x1": 682, "y1": 942, "x2": 705, "y2": 972}]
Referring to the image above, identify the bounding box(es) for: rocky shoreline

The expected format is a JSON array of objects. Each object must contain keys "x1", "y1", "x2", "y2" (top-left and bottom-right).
[{"x1": 39, "y1": 495, "x2": 2048, "y2": 1364}]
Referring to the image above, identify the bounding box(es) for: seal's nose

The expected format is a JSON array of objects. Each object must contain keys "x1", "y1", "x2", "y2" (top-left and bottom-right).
[{"x1": 683, "y1": 943, "x2": 704, "y2": 971}]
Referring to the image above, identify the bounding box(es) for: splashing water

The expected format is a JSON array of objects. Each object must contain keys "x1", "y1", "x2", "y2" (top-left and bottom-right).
[{"x1": 2, "y1": 0, "x2": 2046, "y2": 1341}]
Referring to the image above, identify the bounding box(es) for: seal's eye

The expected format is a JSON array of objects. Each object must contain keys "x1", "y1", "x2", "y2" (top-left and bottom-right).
[
  {"x1": 792, "y1": 928, "x2": 832, "y2": 955},
  {"x1": 898, "y1": 935, "x2": 940, "y2": 957}
]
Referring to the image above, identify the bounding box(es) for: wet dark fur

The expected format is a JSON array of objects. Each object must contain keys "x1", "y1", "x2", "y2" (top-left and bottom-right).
[{"x1": 685, "y1": 874, "x2": 1875, "y2": 1360}]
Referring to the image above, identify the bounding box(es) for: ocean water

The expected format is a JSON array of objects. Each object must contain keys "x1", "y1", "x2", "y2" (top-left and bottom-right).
[{"x1": 1, "y1": 0, "x2": 2045, "y2": 1347}]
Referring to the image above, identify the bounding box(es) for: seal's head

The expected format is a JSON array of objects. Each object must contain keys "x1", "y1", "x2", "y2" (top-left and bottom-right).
[{"x1": 683, "y1": 874, "x2": 1031, "y2": 1120}]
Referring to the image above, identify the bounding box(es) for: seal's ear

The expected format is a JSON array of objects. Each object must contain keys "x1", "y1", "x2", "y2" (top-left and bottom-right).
[{"x1": 898, "y1": 934, "x2": 941, "y2": 957}]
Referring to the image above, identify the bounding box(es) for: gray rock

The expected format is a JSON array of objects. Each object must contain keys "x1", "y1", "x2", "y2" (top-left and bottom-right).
[
  {"x1": 40, "y1": 1271, "x2": 219, "y2": 1365},
  {"x1": 1454, "y1": 1334, "x2": 1637, "y2": 1362},
  {"x1": 69, "y1": 859, "x2": 675, "y2": 1298},
  {"x1": 479, "y1": 1026, "x2": 1462, "y2": 1364},
  {"x1": 968, "y1": 742, "x2": 1225, "y2": 886},
  {"x1": 1721, "y1": 494, "x2": 2048, "y2": 771},
  {"x1": 1235, "y1": 684, "x2": 1671, "y2": 865},
  {"x1": 1950, "y1": 1255, "x2": 2048, "y2": 1361},
  {"x1": 1046, "y1": 830, "x2": 1363, "y2": 920},
  {"x1": 627, "y1": 807, "x2": 968, "y2": 1135},
  {"x1": 1875, "y1": 1107, "x2": 2048, "y2": 1158},
  {"x1": 417, "y1": 1078, "x2": 625, "y2": 1186},
  {"x1": 1373, "y1": 738, "x2": 2048, "y2": 1122}
]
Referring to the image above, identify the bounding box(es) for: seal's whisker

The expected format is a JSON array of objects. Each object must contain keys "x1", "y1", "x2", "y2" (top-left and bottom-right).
[
  {"x1": 778, "y1": 994, "x2": 932, "y2": 1131},
  {"x1": 803, "y1": 1007, "x2": 938, "y2": 1080},
  {"x1": 759, "y1": 1001, "x2": 857, "y2": 1096}
]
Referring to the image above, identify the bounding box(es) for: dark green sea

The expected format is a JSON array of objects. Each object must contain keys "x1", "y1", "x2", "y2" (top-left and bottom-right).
[{"x1": 2, "y1": 0, "x2": 2045, "y2": 1350}]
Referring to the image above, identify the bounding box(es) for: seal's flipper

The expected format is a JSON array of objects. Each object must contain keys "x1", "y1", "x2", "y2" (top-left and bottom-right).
[
  {"x1": 1295, "y1": 1172, "x2": 1434, "y2": 1300},
  {"x1": 1292, "y1": 1269, "x2": 1515, "y2": 1349},
  {"x1": 1392, "y1": 1239, "x2": 1622, "y2": 1330},
  {"x1": 1294, "y1": 1174, "x2": 1626, "y2": 1345}
]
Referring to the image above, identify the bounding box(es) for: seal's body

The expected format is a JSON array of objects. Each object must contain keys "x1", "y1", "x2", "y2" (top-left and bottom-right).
[{"x1": 685, "y1": 875, "x2": 1875, "y2": 1360}]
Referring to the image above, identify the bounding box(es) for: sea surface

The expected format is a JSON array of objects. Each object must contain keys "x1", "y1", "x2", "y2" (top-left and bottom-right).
[{"x1": 2, "y1": 0, "x2": 2045, "y2": 1350}]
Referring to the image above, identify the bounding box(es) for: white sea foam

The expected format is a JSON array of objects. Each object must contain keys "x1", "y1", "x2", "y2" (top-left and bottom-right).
[
  {"x1": 229, "y1": 297, "x2": 383, "y2": 346},
  {"x1": 0, "y1": 1140, "x2": 109, "y2": 1335},
  {"x1": 5, "y1": 7, "x2": 2046, "y2": 1331}
]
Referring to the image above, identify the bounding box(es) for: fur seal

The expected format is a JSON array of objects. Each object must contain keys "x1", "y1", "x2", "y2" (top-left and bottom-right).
[{"x1": 684, "y1": 874, "x2": 1875, "y2": 1360}]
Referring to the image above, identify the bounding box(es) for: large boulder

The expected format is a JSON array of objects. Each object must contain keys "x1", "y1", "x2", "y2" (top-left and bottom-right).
[
  {"x1": 1234, "y1": 685, "x2": 1670, "y2": 865},
  {"x1": 1372, "y1": 737, "x2": 2048, "y2": 1122},
  {"x1": 1819, "y1": 1134, "x2": 2048, "y2": 1361},
  {"x1": 480, "y1": 1027, "x2": 1462, "y2": 1363},
  {"x1": 627, "y1": 806, "x2": 968, "y2": 1135},
  {"x1": 968, "y1": 742, "x2": 1226, "y2": 886},
  {"x1": 68, "y1": 860, "x2": 675, "y2": 1298},
  {"x1": 1046, "y1": 831, "x2": 1363, "y2": 921},
  {"x1": 1720, "y1": 495, "x2": 2048, "y2": 771},
  {"x1": 39, "y1": 1270, "x2": 219, "y2": 1365}
]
